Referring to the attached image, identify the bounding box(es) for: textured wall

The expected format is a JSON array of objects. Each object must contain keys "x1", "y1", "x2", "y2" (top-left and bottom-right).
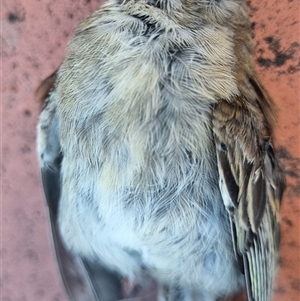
[{"x1": 1, "y1": 0, "x2": 299, "y2": 300}]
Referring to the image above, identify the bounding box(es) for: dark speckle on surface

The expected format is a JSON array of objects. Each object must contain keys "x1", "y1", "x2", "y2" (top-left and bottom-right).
[
  {"x1": 23, "y1": 109, "x2": 32, "y2": 117},
  {"x1": 285, "y1": 169, "x2": 299, "y2": 179},
  {"x1": 291, "y1": 41, "x2": 299, "y2": 48},
  {"x1": 55, "y1": 18, "x2": 61, "y2": 25},
  {"x1": 282, "y1": 217, "x2": 293, "y2": 227},
  {"x1": 264, "y1": 36, "x2": 281, "y2": 52},
  {"x1": 246, "y1": 1, "x2": 258, "y2": 14},
  {"x1": 273, "y1": 52, "x2": 290, "y2": 67},
  {"x1": 274, "y1": 286, "x2": 286, "y2": 294},
  {"x1": 26, "y1": 56, "x2": 40, "y2": 69},
  {"x1": 64, "y1": 31, "x2": 70, "y2": 38},
  {"x1": 277, "y1": 147, "x2": 293, "y2": 160},
  {"x1": 25, "y1": 249, "x2": 39, "y2": 261},
  {"x1": 257, "y1": 57, "x2": 272, "y2": 68},
  {"x1": 47, "y1": 4, "x2": 53, "y2": 17},
  {"x1": 287, "y1": 241, "x2": 298, "y2": 248},
  {"x1": 276, "y1": 146, "x2": 300, "y2": 196},
  {"x1": 256, "y1": 36, "x2": 298, "y2": 69},
  {"x1": 52, "y1": 293, "x2": 64, "y2": 301},
  {"x1": 277, "y1": 147, "x2": 300, "y2": 177},
  {"x1": 35, "y1": 289, "x2": 45, "y2": 298},
  {"x1": 8, "y1": 12, "x2": 25, "y2": 23},
  {"x1": 11, "y1": 62, "x2": 18, "y2": 69},
  {"x1": 21, "y1": 145, "x2": 31, "y2": 154},
  {"x1": 289, "y1": 279, "x2": 300, "y2": 291},
  {"x1": 287, "y1": 65, "x2": 300, "y2": 74},
  {"x1": 264, "y1": 36, "x2": 290, "y2": 66}
]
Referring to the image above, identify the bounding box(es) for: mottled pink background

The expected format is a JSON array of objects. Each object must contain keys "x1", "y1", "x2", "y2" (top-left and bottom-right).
[{"x1": 1, "y1": 0, "x2": 299, "y2": 300}]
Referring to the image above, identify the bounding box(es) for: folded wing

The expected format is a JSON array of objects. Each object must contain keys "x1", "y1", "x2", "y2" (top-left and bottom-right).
[{"x1": 212, "y1": 81, "x2": 285, "y2": 301}]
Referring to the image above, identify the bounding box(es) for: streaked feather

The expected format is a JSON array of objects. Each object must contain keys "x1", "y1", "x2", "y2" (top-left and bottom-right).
[{"x1": 213, "y1": 85, "x2": 284, "y2": 301}]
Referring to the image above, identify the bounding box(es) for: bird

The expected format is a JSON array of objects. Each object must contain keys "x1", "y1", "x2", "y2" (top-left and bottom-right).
[{"x1": 36, "y1": 0, "x2": 285, "y2": 300}]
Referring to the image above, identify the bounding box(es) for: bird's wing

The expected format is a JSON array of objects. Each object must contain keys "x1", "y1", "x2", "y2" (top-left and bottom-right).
[
  {"x1": 212, "y1": 80, "x2": 285, "y2": 301},
  {"x1": 36, "y1": 73, "x2": 123, "y2": 301}
]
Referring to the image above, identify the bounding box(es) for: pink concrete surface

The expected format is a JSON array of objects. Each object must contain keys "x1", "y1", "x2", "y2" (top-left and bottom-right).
[{"x1": 1, "y1": 0, "x2": 299, "y2": 301}]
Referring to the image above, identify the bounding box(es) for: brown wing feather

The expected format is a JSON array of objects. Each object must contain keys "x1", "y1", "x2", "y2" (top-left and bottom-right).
[{"x1": 212, "y1": 85, "x2": 284, "y2": 301}]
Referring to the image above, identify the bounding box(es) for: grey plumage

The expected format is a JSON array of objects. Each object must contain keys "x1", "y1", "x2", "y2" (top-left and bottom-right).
[{"x1": 37, "y1": 0, "x2": 285, "y2": 300}]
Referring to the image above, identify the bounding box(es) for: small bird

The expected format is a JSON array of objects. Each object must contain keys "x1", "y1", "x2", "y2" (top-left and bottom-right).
[{"x1": 37, "y1": 0, "x2": 285, "y2": 300}]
